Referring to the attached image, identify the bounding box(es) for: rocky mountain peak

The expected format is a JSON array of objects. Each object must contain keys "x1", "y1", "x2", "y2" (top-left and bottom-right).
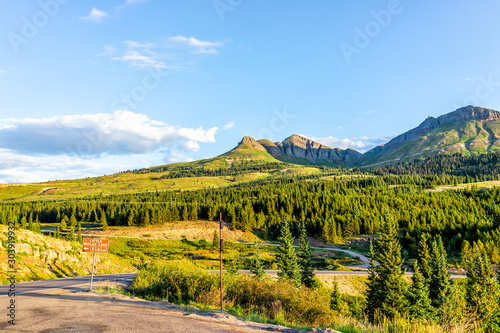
[
  {"x1": 238, "y1": 136, "x2": 267, "y2": 152},
  {"x1": 440, "y1": 105, "x2": 500, "y2": 123},
  {"x1": 256, "y1": 134, "x2": 361, "y2": 165}
]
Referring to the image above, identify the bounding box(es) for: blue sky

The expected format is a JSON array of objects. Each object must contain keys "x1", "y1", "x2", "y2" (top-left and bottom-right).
[{"x1": 1, "y1": 0, "x2": 500, "y2": 183}]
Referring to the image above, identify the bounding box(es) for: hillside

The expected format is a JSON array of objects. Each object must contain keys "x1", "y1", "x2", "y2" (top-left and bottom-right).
[
  {"x1": 0, "y1": 225, "x2": 134, "y2": 284},
  {"x1": 361, "y1": 105, "x2": 500, "y2": 166},
  {"x1": 4, "y1": 105, "x2": 500, "y2": 201}
]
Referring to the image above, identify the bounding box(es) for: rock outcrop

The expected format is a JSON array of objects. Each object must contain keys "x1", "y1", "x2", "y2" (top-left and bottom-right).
[
  {"x1": 258, "y1": 134, "x2": 362, "y2": 165},
  {"x1": 238, "y1": 136, "x2": 268, "y2": 152}
]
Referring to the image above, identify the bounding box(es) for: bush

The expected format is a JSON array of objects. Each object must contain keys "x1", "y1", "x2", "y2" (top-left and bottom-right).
[
  {"x1": 129, "y1": 261, "x2": 218, "y2": 304},
  {"x1": 130, "y1": 262, "x2": 335, "y2": 326}
]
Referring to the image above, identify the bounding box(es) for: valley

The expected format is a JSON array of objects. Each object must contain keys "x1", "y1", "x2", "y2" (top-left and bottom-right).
[{"x1": 1, "y1": 106, "x2": 500, "y2": 332}]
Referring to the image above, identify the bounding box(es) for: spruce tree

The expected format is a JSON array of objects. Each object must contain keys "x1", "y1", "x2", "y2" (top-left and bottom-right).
[
  {"x1": 250, "y1": 242, "x2": 265, "y2": 279},
  {"x1": 212, "y1": 229, "x2": 220, "y2": 250},
  {"x1": 365, "y1": 242, "x2": 380, "y2": 323},
  {"x1": 417, "y1": 233, "x2": 432, "y2": 284},
  {"x1": 226, "y1": 257, "x2": 240, "y2": 275},
  {"x1": 429, "y1": 236, "x2": 450, "y2": 309},
  {"x1": 276, "y1": 220, "x2": 301, "y2": 287},
  {"x1": 406, "y1": 261, "x2": 434, "y2": 320},
  {"x1": 20, "y1": 216, "x2": 27, "y2": 229},
  {"x1": 330, "y1": 277, "x2": 342, "y2": 310},
  {"x1": 461, "y1": 239, "x2": 472, "y2": 263},
  {"x1": 28, "y1": 213, "x2": 33, "y2": 231},
  {"x1": 77, "y1": 222, "x2": 83, "y2": 243},
  {"x1": 66, "y1": 227, "x2": 75, "y2": 241},
  {"x1": 69, "y1": 214, "x2": 78, "y2": 228},
  {"x1": 101, "y1": 213, "x2": 109, "y2": 231},
  {"x1": 55, "y1": 226, "x2": 61, "y2": 239},
  {"x1": 465, "y1": 244, "x2": 498, "y2": 322},
  {"x1": 127, "y1": 211, "x2": 135, "y2": 226},
  {"x1": 297, "y1": 222, "x2": 315, "y2": 288},
  {"x1": 60, "y1": 215, "x2": 68, "y2": 230},
  {"x1": 365, "y1": 212, "x2": 407, "y2": 323}
]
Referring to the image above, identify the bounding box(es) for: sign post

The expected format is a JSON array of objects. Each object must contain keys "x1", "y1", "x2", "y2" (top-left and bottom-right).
[
  {"x1": 82, "y1": 238, "x2": 109, "y2": 291},
  {"x1": 219, "y1": 213, "x2": 224, "y2": 314}
]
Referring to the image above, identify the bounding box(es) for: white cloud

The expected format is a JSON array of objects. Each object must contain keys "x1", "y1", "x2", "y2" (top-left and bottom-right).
[
  {"x1": 112, "y1": 50, "x2": 169, "y2": 69},
  {"x1": 0, "y1": 111, "x2": 218, "y2": 156},
  {"x1": 0, "y1": 149, "x2": 124, "y2": 184},
  {"x1": 223, "y1": 121, "x2": 235, "y2": 130},
  {"x1": 104, "y1": 37, "x2": 225, "y2": 70},
  {"x1": 81, "y1": 7, "x2": 108, "y2": 23},
  {"x1": 363, "y1": 110, "x2": 379, "y2": 115},
  {"x1": 308, "y1": 135, "x2": 389, "y2": 152},
  {"x1": 168, "y1": 36, "x2": 224, "y2": 54},
  {"x1": 0, "y1": 69, "x2": 8, "y2": 76},
  {"x1": 0, "y1": 111, "x2": 224, "y2": 184}
]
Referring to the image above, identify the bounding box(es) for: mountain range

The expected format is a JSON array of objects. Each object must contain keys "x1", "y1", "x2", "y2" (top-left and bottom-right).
[{"x1": 224, "y1": 106, "x2": 500, "y2": 168}]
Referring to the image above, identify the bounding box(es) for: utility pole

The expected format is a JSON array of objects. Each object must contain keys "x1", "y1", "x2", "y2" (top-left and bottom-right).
[{"x1": 219, "y1": 212, "x2": 224, "y2": 313}]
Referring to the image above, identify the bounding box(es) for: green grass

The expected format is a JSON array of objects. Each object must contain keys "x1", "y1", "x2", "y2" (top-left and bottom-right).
[{"x1": 108, "y1": 236, "x2": 280, "y2": 270}]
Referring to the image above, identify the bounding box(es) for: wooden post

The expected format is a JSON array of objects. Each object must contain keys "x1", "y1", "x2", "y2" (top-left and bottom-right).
[
  {"x1": 219, "y1": 212, "x2": 223, "y2": 313},
  {"x1": 89, "y1": 252, "x2": 96, "y2": 291}
]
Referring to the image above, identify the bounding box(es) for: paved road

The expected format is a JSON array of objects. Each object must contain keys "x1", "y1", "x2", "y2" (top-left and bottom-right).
[
  {"x1": 0, "y1": 273, "x2": 136, "y2": 296},
  {"x1": 0, "y1": 289, "x2": 274, "y2": 332}
]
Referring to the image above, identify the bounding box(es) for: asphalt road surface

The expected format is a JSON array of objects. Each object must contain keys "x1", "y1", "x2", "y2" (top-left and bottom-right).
[
  {"x1": 0, "y1": 273, "x2": 136, "y2": 296},
  {"x1": 0, "y1": 271, "x2": 464, "y2": 332},
  {"x1": 0, "y1": 275, "x2": 287, "y2": 333},
  {"x1": 0, "y1": 289, "x2": 277, "y2": 332}
]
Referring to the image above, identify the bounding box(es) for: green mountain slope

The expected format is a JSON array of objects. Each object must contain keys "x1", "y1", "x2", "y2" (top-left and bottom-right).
[{"x1": 361, "y1": 106, "x2": 500, "y2": 166}]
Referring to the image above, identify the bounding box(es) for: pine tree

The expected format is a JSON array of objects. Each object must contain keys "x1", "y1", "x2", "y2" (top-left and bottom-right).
[
  {"x1": 330, "y1": 277, "x2": 342, "y2": 310},
  {"x1": 406, "y1": 261, "x2": 434, "y2": 320},
  {"x1": 461, "y1": 239, "x2": 472, "y2": 263},
  {"x1": 297, "y1": 222, "x2": 315, "y2": 288},
  {"x1": 276, "y1": 220, "x2": 301, "y2": 287},
  {"x1": 365, "y1": 212, "x2": 407, "y2": 323},
  {"x1": 101, "y1": 212, "x2": 108, "y2": 231},
  {"x1": 250, "y1": 243, "x2": 265, "y2": 279},
  {"x1": 127, "y1": 211, "x2": 135, "y2": 226},
  {"x1": 365, "y1": 242, "x2": 380, "y2": 323},
  {"x1": 429, "y1": 236, "x2": 450, "y2": 309},
  {"x1": 60, "y1": 215, "x2": 68, "y2": 230},
  {"x1": 77, "y1": 222, "x2": 83, "y2": 243},
  {"x1": 55, "y1": 226, "x2": 61, "y2": 239},
  {"x1": 34, "y1": 219, "x2": 41, "y2": 233},
  {"x1": 28, "y1": 213, "x2": 34, "y2": 231},
  {"x1": 212, "y1": 229, "x2": 220, "y2": 250},
  {"x1": 20, "y1": 216, "x2": 27, "y2": 229},
  {"x1": 66, "y1": 227, "x2": 75, "y2": 241},
  {"x1": 143, "y1": 209, "x2": 151, "y2": 226},
  {"x1": 417, "y1": 233, "x2": 432, "y2": 284},
  {"x1": 226, "y1": 257, "x2": 240, "y2": 275},
  {"x1": 465, "y1": 243, "x2": 498, "y2": 322},
  {"x1": 69, "y1": 214, "x2": 78, "y2": 228}
]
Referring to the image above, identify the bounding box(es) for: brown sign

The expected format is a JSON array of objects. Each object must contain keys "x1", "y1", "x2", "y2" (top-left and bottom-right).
[{"x1": 82, "y1": 238, "x2": 109, "y2": 253}]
